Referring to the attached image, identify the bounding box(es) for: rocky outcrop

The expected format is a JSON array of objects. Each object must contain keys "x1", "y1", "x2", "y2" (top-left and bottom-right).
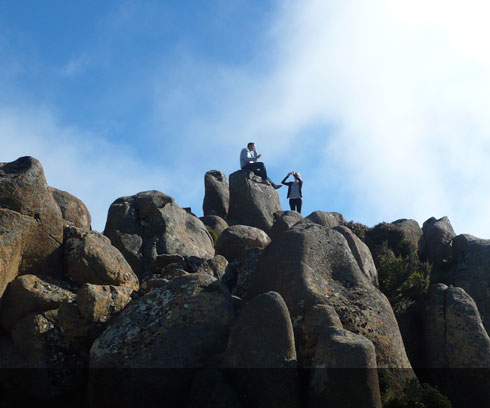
[
  {"x1": 425, "y1": 283, "x2": 490, "y2": 368},
  {"x1": 334, "y1": 225, "x2": 378, "y2": 287},
  {"x1": 225, "y1": 291, "x2": 297, "y2": 368},
  {"x1": 200, "y1": 214, "x2": 229, "y2": 236},
  {"x1": 269, "y1": 210, "x2": 304, "y2": 241},
  {"x1": 215, "y1": 225, "x2": 271, "y2": 262},
  {"x1": 392, "y1": 218, "x2": 423, "y2": 251},
  {"x1": 308, "y1": 327, "x2": 381, "y2": 408},
  {"x1": 246, "y1": 222, "x2": 414, "y2": 382},
  {"x1": 0, "y1": 274, "x2": 75, "y2": 331},
  {"x1": 422, "y1": 216, "x2": 456, "y2": 265},
  {"x1": 228, "y1": 170, "x2": 282, "y2": 231},
  {"x1": 64, "y1": 227, "x2": 139, "y2": 290},
  {"x1": 222, "y1": 248, "x2": 263, "y2": 298},
  {"x1": 306, "y1": 211, "x2": 346, "y2": 228},
  {"x1": 224, "y1": 291, "x2": 300, "y2": 408},
  {"x1": 50, "y1": 186, "x2": 91, "y2": 229},
  {"x1": 0, "y1": 157, "x2": 64, "y2": 296},
  {"x1": 89, "y1": 273, "x2": 235, "y2": 406},
  {"x1": 104, "y1": 190, "x2": 214, "y2": 277},
  {"x1": 450, "y1": 234, "x2": 490, "y2": 332},
  {"x1": 203, "y1": 170, "x2": 229, "y2": 218}
]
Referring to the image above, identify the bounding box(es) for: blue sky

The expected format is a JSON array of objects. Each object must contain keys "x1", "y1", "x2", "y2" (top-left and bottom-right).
[{"x1": 1, "y1": 0, "x2": 490, "y2": 238}]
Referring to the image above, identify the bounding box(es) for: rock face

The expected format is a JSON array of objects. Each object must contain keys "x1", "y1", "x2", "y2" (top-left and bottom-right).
[
  {"x1": 228, "y1": 170, "x2": 282, "y2": 231},
  {"x1": 89, "y1": 273, "x2": 235, "y2": 406},
  {"x1": 308, "y1": 327, "x2": 381, "y2": 408},
  {"x1": 224, "y1": 291, "x2": 300, "y2": 408},
  {"x1": 0, "y1": 274, "x2": 75, "y2": 331},
  {"x1": 50, "y1": 187, "x2": 91, "y2": 229},
  {"x1": 334, "y1": 226, "x2": 378, "y2": 287},
  {"x1": 225, "y1": 291, "x2": 296, "y2": 368},
  {"x1": 200, "y1": 214, "x2": 229, "y2": 236},
  {"x1": 64, "y1": 227, "x2": 139, "y2": 290},
  {"x1": 450, "y1": 234, "x2": 490, "y2": 332},
  {"x1": 269, "y1": 211, "x2": 304, "y2": 241},
  {"x1": 203, "y1": 170, "x2": 229, "y2": 218},
  {"x1": 104, "y1": 190, "x2": 214, "y2": 277},
  {"x1": 422, "y1": 216, "x2": 456, "y2": 265},
  {"x1": 246, "y1": 222, "x2": 413, "y2": 376},
  {"x1": 392, "y1": 218, "x2": 423, "y2": 251},
  {"x1": 425, "y1": 283, "x2": 490, "y2": 368},
  {"x1": 0, "y1": 157, "x2": 64, "y2": 296},
  {"x1": 306, "y1": 211, "x2": 346, "y2": 228},
  {"x1": 215, "y1": 225, "x2": 271, "y2": 262}
]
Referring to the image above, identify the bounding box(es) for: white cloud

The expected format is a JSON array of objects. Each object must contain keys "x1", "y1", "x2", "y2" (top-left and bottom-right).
[
  {"x1": 0, "y1": 105, "x2": 179, "y2": 232},
  {"x1": 59, "y1": 55, "x2": 91, "y2": 77}
]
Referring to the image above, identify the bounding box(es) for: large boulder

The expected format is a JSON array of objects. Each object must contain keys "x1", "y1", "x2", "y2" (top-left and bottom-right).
[
  {"x1": 215, "y1": 225, "x2": 270, "y2": 262},
  {"x1": 269, "y1": 210, "x2": 304, "y2": 241},
  {"x1": 308, "y1": 327, "x2": 381, "y2": 408},
  {"x1": 0, "y1": 157, "x2": 64, "y2": 296},
  {"x1": 224, "y1": 291, "x2": 300, "y2": 408},
  {"x1": 334, "y1": 225, "x2": 378, "y2": 287},
  {"x1": 392, "y1": 218, "x2": 423, "y2": 252},
  {"x1": 422, "y1": 216, "x2": 456, "y2": 265},
  {"x1": 50, "y1": 186, "x2": 91, "y2": 229},
  {"x1": 228, "y1": 170, "x2": 282, "y2": 231},
  {"x1": 89, "y1": 273, "x2": 235, "y2": 407},
  {"x1": 104, "y1": 190, "x2": 214, "y2": 277},
  {"x1": 306, "y1": 211, "x2": 346, "y2": 228},
  {"x1": 450, "y1": 234, "x2": 490, "y2": 332},
  {"x1": 203, "y1": 170, "x2": 229, "y2": 218},
  {"x1": 0, "y1": 274, "x2": 76, "y2": 331},
  {"x1": 245, "y1": 222, "x2": 414, "y2": 383},
  {"x1": 200, "y1": 214, "x2": 229, "y2": 236},
  {"x1": 64, "y1": 227, "x2": 139, "y2": 290},
  {"x1": 425, "y1": 283, "x2": 490, "y2": 368}
]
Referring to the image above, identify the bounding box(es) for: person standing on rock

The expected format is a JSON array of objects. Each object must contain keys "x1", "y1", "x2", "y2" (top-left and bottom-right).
[
  {"x1": 240, "y1": 142, "x2": 282, "y2": 189},
  {"x1": 281, "y1": 171, "x2": 303, "y2": 213}
]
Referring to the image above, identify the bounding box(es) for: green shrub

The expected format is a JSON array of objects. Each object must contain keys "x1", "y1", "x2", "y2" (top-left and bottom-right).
[
  {"x1": 384, "y1": 380, "x2": 452, "y2": 408},
  {"x1": 205, "y1": 226, "x2": 219, "y2": 247},
  {"x1": 376, "y1": 242, "x2": 431, "y2": 315}
]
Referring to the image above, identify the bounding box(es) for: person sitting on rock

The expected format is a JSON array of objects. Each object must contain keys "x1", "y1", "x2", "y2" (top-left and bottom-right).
[
  {"x1": 240, "y1": 142, "x2": 282, "y2": 189},
  {"x1": 281, "y1": 171, "x2": 303, "y2": 213}
]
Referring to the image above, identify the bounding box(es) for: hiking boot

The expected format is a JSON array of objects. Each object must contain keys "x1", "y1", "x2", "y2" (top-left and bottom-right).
[{"x1": 273, "y1": 184, "x2": 282, "y2": 189}]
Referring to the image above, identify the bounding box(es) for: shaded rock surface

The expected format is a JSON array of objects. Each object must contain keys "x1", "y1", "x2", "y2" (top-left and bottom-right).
[
  {"x1": 308, "y1": 327, "x2": 381, "y2": 408},
  {"x1": 0, "y1": 274, "x2": 76, "y2": 331},
  {"x1": 450, "y1": 234, "x2": 490, "y2": 332},
  {"x1": 203, "y1": 170, "x2": 229, "y2": 218},
  {"x1": 246, "y1": 222, "x2": 414, "y2": 381},
  {"x1": 104, "y1": 190, "x2": 214, "y2": 277},
  {"x1": 392, "y1": 218, "x2": 423, "y2": 252},
  {"x1": 0, "y1": 157, "x2": 64, "y2": 295},
  {"x1": 215, "y1": 224, "x2": 270, "y2": 262},
  {"x1": 200, "y1": 214, "x2": 229, "y2": 236},
  {"x1": 50, "y1": 186, "x2": 91, "y2": 230},
  {"x1": 425, "y1": 283, "x2": 490, "y2": 368},
  {"x1": 306, "y1": 211, "x2": 346, "y2": 228},
  {"x1": 334, "y1": 225, "x2": 378, "y2": 287},
  {"x1": 64, "y1": 226, "x2": 139, "y2": 290},
  {"x1": 422, "y1": 216, "x2": 456, "y2": 265},
  {"x1": 269, "y1": 210, "x2": 304, "y2": 241},
  {"x1": 228, "y1": 170, "x2": 282, "y2": 231}
]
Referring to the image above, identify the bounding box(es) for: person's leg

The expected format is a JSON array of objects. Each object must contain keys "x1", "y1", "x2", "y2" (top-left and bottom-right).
[
  {"x1": 297, "y1": 199, "x2": 302, "y2": 214},
  {"x1": 289, "y1": 199, "x2": 295, "y2": 211}
]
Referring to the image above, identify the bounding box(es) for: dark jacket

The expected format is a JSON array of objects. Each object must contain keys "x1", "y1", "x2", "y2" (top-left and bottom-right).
[{"x1": 281, "y1": 175, "x2": 303, "y2": 199}]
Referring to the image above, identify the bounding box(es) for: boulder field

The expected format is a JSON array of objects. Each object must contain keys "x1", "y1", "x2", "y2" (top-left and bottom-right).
[{"x1": 0, "y1": 157, "x2": 489, "y2": 407}]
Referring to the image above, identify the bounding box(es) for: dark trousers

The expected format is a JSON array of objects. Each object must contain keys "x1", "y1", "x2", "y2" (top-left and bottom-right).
[
  {"x1": 289, "y1": 198, "x2": 302, "y2": 213},
  {"x1": 242, "y1": 162, "x2": 273, "y2": 184}
]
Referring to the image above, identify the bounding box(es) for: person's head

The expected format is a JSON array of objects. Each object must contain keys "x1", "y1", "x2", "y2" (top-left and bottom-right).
[
  {"x1": 293, "y1": 171, "x2": 301, "y2": 180},
  {"x1": 247, "y1": 142, "x2": 255, "y2": 151}
]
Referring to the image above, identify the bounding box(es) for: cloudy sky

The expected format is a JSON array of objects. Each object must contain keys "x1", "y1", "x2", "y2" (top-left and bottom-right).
[{"x1": 1, "y1": 0, "x2": 489, "y2": 237}]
